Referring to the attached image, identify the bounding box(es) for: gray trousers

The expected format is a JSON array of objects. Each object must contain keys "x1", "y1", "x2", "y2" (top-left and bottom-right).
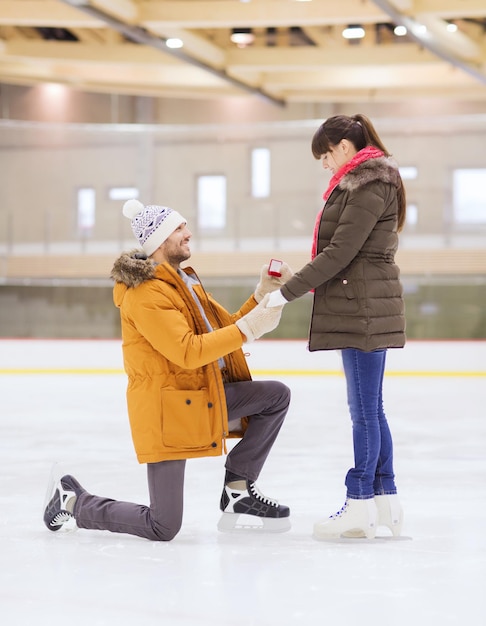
[{"x1": 74, "y1": 380, "x2": 291, "y2": 541}]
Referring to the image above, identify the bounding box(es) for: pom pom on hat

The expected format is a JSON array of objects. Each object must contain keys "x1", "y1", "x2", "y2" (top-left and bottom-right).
[
  {"x1": 123, "y1": 199, "x2": 144, "y2": 219},
  {"x1": 122, "y1": 199, "x2": 186, "y2": 256}
]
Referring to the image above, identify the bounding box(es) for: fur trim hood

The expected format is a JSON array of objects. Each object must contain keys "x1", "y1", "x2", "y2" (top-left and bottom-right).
[
  {"x1": 110, "y1": 249, "x2": 156, "y2": 288},
  {"x1": 339, "y1": 155, "x2": 400, "y2": 193}
]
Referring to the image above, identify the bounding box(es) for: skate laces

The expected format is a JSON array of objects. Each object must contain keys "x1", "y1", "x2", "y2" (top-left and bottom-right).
[
  {"x1": 248, "y1": 482, "x2": 279, "y2": 507},
  {"x1": 49, "y1": 511, "x2": 73, "y2": 527},
  {"x1": 330, "y1": 501, "x2": 349, "y2": 519}
]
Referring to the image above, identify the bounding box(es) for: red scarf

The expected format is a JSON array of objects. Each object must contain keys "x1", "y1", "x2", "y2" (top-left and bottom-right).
[{"x1": 311, "y1": 146, "x2": 385, "y2": 259}]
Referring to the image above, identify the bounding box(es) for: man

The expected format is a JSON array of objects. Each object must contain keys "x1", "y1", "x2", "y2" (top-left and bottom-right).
[{"x1": 44, "y1": 199, "x2": 292, "y2": 541}]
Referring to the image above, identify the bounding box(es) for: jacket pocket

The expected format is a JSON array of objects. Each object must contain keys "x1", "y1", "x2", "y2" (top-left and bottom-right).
[
  {"x1": 324, "y1": 278, "x2": 360, "y2": 314},
  {"x1": 160, "y1": 389, "x2": 214, "y2": 449}
]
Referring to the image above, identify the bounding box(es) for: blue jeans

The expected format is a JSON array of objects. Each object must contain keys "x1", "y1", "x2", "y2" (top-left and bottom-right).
[{"x1": 341, "y1": 348, "x2": 397, "y2": 499}]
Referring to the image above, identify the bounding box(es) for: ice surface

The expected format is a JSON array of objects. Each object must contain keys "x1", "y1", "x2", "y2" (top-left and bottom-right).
[{"x1": 0, "y1": 339, "x2": 485, "y2": 625}]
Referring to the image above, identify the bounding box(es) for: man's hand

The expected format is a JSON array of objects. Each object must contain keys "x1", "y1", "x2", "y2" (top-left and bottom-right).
[{"x1": 235, "y1": 294, "x2": 283, "y2": 343}]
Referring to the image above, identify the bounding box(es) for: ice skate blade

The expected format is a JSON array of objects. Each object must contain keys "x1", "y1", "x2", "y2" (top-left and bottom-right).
[
  {"x1": 313, "y1": 521, "x2": 376, "y2": 541},
  {"x1": 43, "y1": 462, "x2": 78, "y2": 533},
  {"x1": 342, "y1": 525, "x2": 403, "y2": 539},
  {"x1": 218, "y1": 513, "x2": 291, "y2": 534},
  {"x1": 49, "y1": 517, "x2": 78, "y2": 533},
  {"x1": 44, "y1": 462, "x2": 63, "y2": 512},
  {"x1": 313, "y1": 533, "x2": 412, "y2": 543}
]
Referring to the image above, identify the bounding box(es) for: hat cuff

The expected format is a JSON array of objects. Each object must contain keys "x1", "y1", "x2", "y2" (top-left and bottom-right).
[{"x1": 142, "y1": 211, "x2": 186, "y2": 256}]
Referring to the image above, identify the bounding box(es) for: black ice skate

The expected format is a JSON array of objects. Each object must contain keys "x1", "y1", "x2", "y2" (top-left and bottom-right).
[
  {"x1": 218, "y1": 480, "x2": 291, "y2": 533},
  {"x1": 44, "y1": 474, "x2": 85, "y2": 532}
]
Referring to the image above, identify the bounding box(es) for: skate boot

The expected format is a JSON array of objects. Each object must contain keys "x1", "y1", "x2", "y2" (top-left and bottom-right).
[
  {"x1": 44, "y1": 474, "x2": 86, "y2": 532},
  {"x1": 218, "y1": 480, "x2": 291, "y2": 533},
  {"x1": 313, "y1": 498, "x2": 377, "y2": 540},
  {"x1": 375, "y1": 494, "x2": 403, "y2": 537}
]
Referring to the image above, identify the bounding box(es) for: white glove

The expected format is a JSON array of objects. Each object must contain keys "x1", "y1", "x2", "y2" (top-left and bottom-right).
[
  {"x1": 266, "y1": 290, "x2": 289, "y2": 308},
  {"x1": 254, "y1": 262, "x2": 293, "y2": 303},
  {"x1": 235, "y1": 293, "x2": 283, "y2": 343}
]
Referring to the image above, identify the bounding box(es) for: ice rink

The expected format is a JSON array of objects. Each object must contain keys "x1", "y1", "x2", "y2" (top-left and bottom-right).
[{"x1": 1, "y1": 338, "x2": 485, "y2": 626}]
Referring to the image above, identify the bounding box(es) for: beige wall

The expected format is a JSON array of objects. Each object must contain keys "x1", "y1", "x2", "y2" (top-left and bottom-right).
[{"x1": 1, "y1": 85, "x2": 486, "y2": 280}]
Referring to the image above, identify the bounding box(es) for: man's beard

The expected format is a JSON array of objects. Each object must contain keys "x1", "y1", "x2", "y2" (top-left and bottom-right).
[{"x1": 168, "y1": 249, "x2": 191, "y2": 266}]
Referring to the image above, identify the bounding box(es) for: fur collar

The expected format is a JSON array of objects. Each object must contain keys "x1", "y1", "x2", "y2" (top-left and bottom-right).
[
  {"x1": 311, "y1": 154, "x2": 401, "y2": 260},
  {"x1": 339, "y1": 155, "x2": 401, "y2": 193},
  {"x1": 110, "y1": 250, "x2": 156, "y2": 288}
]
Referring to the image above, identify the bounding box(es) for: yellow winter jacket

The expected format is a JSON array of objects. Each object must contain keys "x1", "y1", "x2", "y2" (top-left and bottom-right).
[{"x1": 111, "y1": 251, "x2": 255, "y2": 463}]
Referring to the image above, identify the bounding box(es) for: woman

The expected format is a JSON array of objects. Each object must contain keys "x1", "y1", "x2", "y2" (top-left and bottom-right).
[{"x1": 267, "y1": 114, "x2": 406, "y2": 539}]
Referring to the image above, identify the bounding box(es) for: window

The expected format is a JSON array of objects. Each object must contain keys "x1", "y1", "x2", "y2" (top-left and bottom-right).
[
  {"x1": 109, "y1": 187, "x2": 139, "y2": 201},
  {"x1": 453, "y1": 169, "x2": 486, "y2": 224},
  {"x1": 406, "y1": 203, "x2": 418, "y2": 227},
  {"x1": 251, "y1": 147, "x2": 270, "y2": 198},
  {"x1": 197, "y1": 175, "x2": 226, "y2": 230},
  {"x1": 77, "y1": 188, "x2": 95, "y2": 233},
  {"x1": 399, "y1": 166, "x2": 418, "y2": 180}
]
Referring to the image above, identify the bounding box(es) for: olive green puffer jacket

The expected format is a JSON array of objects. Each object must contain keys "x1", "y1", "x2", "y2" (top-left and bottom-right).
[{"x1": 280, "y1": 156, "x2": 406, "y2": 352}]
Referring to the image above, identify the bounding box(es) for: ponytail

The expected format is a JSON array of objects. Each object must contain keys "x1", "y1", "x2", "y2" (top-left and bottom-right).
[{"x1": 348, "y1": 114, "x2": 406, "y2": 231}]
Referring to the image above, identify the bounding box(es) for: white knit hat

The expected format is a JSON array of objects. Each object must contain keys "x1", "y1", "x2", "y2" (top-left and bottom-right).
[{"x1": 123, "y1": 199, "x2": 186, "y2": 256}]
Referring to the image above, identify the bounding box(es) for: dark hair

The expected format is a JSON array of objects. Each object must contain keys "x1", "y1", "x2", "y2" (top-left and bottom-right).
[{"x1": 311, "y1": 114, "x2": 406, "y2": 231}]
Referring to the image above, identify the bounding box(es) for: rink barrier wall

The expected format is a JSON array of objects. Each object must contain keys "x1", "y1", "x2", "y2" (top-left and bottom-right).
[
  {"x1": 0, "y1": 368, "x2": 485, "y2": 377},
  {"x1": 0, "y1": 274, "x2": 485, "y2": 339}
]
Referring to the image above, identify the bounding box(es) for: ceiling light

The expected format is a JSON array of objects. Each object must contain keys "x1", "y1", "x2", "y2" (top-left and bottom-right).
[
  {"x1": 412, "y1": 24, "x2": 427, "y2": 36},
  {"x1": 342, "y1": 26, "x2": 365, "y2": 40},
  {"x1": 166, "y1": 38, "x2": 183, "y2": 49},
  {"x1": 230, "y1": 28, "x2": 255, "y2": 46},
  {"x1": 446, "y1": 23, "x2": 458, "y2": 33},
  {"x1": 394, "y1": 25, "x2": 407, "y2": 36}
]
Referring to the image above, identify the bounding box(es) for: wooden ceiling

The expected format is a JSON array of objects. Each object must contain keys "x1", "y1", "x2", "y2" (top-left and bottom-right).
[{"x1": 1, "y1": 0, "x2": 485, "y2": 106}]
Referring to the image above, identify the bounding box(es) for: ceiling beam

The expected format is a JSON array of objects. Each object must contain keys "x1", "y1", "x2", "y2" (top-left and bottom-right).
[
  {"x1": 225, "y1": 45, "x2": 440, "y2": 70},
  {"x1": 138, "y1": 0, "x2": 386, "y2": 29},
  {"x1": 1, "y1": 0, "x2": 485, "y2": 28},
  {"x1": 0, "y1": 1, "x2": 104, "y2": 27},
  {"x1": 410, "y1": 0, "x2": 486, "y2": 20},
  {"x1": 3, "y1": 39, "x2": 444, "y2": 70},
  {"x1": 61, "y1": 0, "x2": 285, "y2": 106},
  {"x1": 372, "y1": 0, "x2": 486, "y2": 85}
]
